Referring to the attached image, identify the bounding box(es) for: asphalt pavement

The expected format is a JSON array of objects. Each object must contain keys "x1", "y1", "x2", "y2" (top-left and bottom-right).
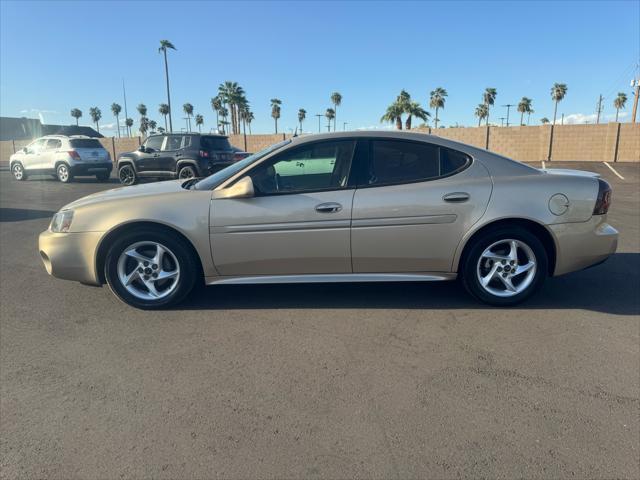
[{"x1": 1, "y1": 161, "x2": 638, "y2": 479}]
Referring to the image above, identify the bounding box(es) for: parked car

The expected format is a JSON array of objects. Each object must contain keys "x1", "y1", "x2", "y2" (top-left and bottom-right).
[
  {"x1": 39, "y1": 131, "x2": 617, "y2": 309},
  {"x1": 10, "y1": 135, "x2": 112, "y2": 183},
  {"x1": 116, "y1": 133, "x2": 248, "y2": 185}
]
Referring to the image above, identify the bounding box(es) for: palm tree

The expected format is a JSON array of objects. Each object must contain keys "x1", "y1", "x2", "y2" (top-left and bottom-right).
[
  {"x1": 157, "y1": 126, "x2": 165, "y2": 134},
  {"x1": 483, "y1": 88, "x2": 497, "y2": 126},
  {"x1": 218, "y1": 81, "x2": 246, "y2": 134},
  {"x1": 149, "y1": 120, "x2": 157, "y2": 133},
  {"x1": 125, "y1": 118, "x2": 133, "y2": 137},
  {"x1": 139, "y1": 116, "x2": 149, "y2": 137},
  {"x1": 195, "y1": 114, "x2": 204, "y2": 132},
  {"x1": 540, "y1": 117, "x2": 550, "y2": 124},
  {"x1": 330, "y1": 92, "x2": 342, "y2": 131},
  {"x1": 517, "y1": 97, "x2": 533, "y2": 126},
  {"x1": 550, "y1": 83, "x2": 568, "y2": 125},
  {"x1": 270, "y1": 98, "x2": 282, "y2": 133},
  {"x1": 183, "y1": 103, "x2": 194, "y2": 132},
  {"x1": 218, "y1": 107, "x2": 229, "y2": 134},
  {"x1": 111, "y1": 103, "x2": 122, "y2": 137},
  {"x1": 245, "y1": 111, "x2": 254, "y2": 134},
  {"x1": 429, "y1": 87, "x2": 447, "y2": 128},
  {"x1": 70, "y1": 108, "x2": 82, "y2": 126},
  {"x1": 211, "y1": 96, "x2": 222, "y2": 131},
  {"x1": 158, "y1": 40, "x2": 176, "y2": 132},
  {"x1": 475, "y1": 104, "x2": 489, "y2": 126},
  {"x1": 298, "y1": 108, "x2": 307, "y2": 132},
  {"x1": 158, "y1": 103, "x2": 170, "y2": 131},
  {"x1": 89, "y1": 107, "x2": 102, "y2": 133},
  {"x1": 381, "y1": 101, "x2": 404, "y2": 130},
  {"x1": 325, "y1": 108, "x2": 335, "y2": 131},
  {"x1": 613, "y1": 92, "x2": 627, "y2": 122},
  {"x1": 404, "y1": 101, "x2": 430, "y2": 130},
  {"x1": 137, "y1": 103, "x2": 147, "y2": 118},
  {"x1": 527, "y1": 108, "x2": 535, "y2": 125}
]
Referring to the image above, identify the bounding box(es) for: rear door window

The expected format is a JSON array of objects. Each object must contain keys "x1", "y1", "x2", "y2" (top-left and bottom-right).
[
  {"x1": 200, "y1": 136, "x2": 232, "y2": 151},
  {"x1": 162, "y1": 135, "x2": 183, "y2": 151},
  {"x1": 45, "y1": 139, "x2": 62, "y2": 150},
  {"x1": 143, "y1": 136, "x2": 164, "y2": 152},
  {"x1": 69, "y1": 139, "x2": 103, "y2": 149}
]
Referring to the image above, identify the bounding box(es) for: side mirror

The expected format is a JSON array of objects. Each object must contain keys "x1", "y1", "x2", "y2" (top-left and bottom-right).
[
  {"x1": 212, "y1": 176, "x2": 255, "y2": 200},
  {"x1": 21, "y1": 147, "x2": 28, "y2": 154},
  {"x1": 138, "y1": 145, "x2": 146, "y2": 153}
]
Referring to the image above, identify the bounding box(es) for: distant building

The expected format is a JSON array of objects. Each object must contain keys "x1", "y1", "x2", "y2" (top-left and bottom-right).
[{"x1": 0, "y1": 117, "x2": 103, "y2": 141}]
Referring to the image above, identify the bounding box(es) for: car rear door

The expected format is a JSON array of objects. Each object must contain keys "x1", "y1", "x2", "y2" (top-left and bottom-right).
[
  {"x1": 41, "y1": 138, "x2": 62, "y2": 169},
  {"x1": 157, "y1": 134, "x2": 183, "y2": 173},
  {"x1": 351, "y1": 139, "x2": 492, "y2": 273},
  {"x1": 210, "y1": 139, "x2": 358, "y2": 276}
]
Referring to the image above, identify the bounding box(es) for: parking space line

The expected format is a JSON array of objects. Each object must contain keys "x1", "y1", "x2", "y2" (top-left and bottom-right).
[{"x1": 603, "y1": 162, "x2": 625, "y2": 180}]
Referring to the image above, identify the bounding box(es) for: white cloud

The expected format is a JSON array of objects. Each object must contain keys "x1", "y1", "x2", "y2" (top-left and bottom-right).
[{"x1": 559, "y1": 112, "x2": 629, "y2": 124}]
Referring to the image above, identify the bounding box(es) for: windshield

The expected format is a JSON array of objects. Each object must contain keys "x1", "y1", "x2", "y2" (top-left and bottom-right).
[{"x1": 194, "y1": 139, "x2": 291, "y2": 190}]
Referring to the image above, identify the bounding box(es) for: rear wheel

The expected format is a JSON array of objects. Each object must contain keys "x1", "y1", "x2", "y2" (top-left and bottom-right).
[
  {"x1": 461, "y1": 226, "x2": 547, "y2": 306},
  {"x1": 11, "y1": 163, "x2": 27, "y2": 181},
  {"x1": 118, "y1": 164, "x2": 137, "y2": 185},
  {"x1": 56, "y1": 163, "x2": 73, "y2": 183},
  {"x1": 104, "y1": 228, "x2": 198, "y2": 309},
  {"x1": 178, "y1": 165, "x2": 196, "y2": 179}
]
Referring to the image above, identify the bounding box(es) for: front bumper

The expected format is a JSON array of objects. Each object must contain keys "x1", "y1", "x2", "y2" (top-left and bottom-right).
[
  {"x1": 69, "y1": 162, "x2": 113, "y2": 176},
  {"x1": 39, "y1": 230, "x2": 104, "y2": 285},
  {"x1": 550, "y1": 215, "x2": 618, "y2": 276}
]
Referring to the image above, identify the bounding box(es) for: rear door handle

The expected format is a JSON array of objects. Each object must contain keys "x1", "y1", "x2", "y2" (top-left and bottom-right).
[
  {"x1": 315, "y1": 202, "x2": 342, "y2": 213},
  {"x1": 443, "y1": 192, "x2": 470, "y2": 203}
]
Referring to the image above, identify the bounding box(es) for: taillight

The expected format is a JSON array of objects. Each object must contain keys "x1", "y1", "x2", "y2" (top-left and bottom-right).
[
  {"x1": 233, "y1": 153, "x2": 244, "y2": 162},
  {"x1": 199, "y1": 150, "x2": 209, "y2": 158},
  {"x1": 593, "y1": 179, "x2": 612, "y2": 215},
  {"x1": 68, "y1": 150, "x2": 81, "y2": 160}
]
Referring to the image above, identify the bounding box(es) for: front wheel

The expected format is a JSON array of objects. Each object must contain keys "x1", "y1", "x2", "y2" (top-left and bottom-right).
[
  {"x1": 104, "y1": 228, "x2": 199, "y2": 309},
  {"x1": 11, "y1": 163, "x2": 27, "y2": 181},
  {"x1": 118, "y1": 164, "x2": 137, "y2": 185},
  {"x1": 56, "y1": 163, "x2": 73, "y2": 183},
  {"x1": 461, "y1": 227, "x2": 548, "y2": 306}
]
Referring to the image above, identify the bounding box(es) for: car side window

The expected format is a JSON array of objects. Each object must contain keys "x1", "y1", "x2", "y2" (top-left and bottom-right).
[
  {"x1": 248, "y1": 140, "x2": 356, "y2": 195},
  {"x1": 162, "y1": 135, "x2": 182, "y2": 151},
  {"x1": 367, "y1": 140, "x2": 470, "y2": 186},
  {"x1": 144, "y1": 136, "x2": 164, "y2": 152},
  {"x1": 182, "y1": 136, "x2": 192, "y2": 149},
  {"x1": 28, "y1": 139, "x2": 47, "y2": 153},
  {"x1": 45, "y1": 139, "x2": 62, "y2": 150}
]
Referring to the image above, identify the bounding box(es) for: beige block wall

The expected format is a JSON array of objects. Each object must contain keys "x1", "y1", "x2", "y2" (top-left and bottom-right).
[{"x1": 1, "y1": 125, "x2": 638, "y2": 164}]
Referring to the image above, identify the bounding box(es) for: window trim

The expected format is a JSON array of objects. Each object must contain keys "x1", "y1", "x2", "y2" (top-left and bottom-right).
[
  {"x1": 241, "y1": 138, "x2": 359, "y2": 197},
  {"x1": 357, "y1": 138, "x2": 473, "y2": 189},
  {"x1": 143, "y1": 135, "x2": 165, "y2": 152}
]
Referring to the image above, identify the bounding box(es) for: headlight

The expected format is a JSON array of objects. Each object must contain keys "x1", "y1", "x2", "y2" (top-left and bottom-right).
[{"x1": 50, "y1": 210, "x2": 74, "y2": 233}]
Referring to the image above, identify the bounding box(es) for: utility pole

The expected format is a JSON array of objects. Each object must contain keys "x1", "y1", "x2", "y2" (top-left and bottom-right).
[
  {"x1": 502, "y1": 104, "x2": 514, "y2": 127},
  {"x1": 499, "y1": 117, "x2": 505, "y2": 127},
  {"x1": 343, "y1": 122, "x2": 348, "y2": 131},
  {"x1": 595, "y1": 94, "x2": 604, "y2": 124},
  {"x1": 631, "y1": 77, "x2": 639, "y2": 124},
  {"x1": 561, "y1": 113, "x2": 564, "y2": 125},
  {"x1": 315, "y1": 114, "x2": 322, "y2": 133},
  {"x1": 122, "y1": 79, "x2": 129, "y2": 137}
]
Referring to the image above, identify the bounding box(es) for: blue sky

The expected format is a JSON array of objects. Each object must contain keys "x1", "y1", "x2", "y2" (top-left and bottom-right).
[{"x1": 1, "y1": 0, "x2": 638, "y2": 134}]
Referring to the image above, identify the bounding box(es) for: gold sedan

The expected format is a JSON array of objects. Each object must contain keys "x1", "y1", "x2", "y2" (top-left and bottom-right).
[{"x1": 39, "y1": 131, "x2": 618, "y2": 309}]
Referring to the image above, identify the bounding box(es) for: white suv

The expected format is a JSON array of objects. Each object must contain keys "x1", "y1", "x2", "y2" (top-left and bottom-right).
[{"x1": 10, "y1": 135, "x2": 112, "y2": 183}]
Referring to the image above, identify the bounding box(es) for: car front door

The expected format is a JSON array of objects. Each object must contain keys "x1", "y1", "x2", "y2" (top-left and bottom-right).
[
  {"x1": 41, "y1": 138, "x2": 62, "y2": 170},
  {"x1": 351, "y1": 139, "x2": 492, "y2": 273},
  {"x1": 209, "y1": 139, "x2": 358, "y2": 276},
  {"x1": 136, "y1": 135, "x2": 165, "y2": 173},
  {"x1": 22, "y1": 139, "x2": 46, "y2": 170}
]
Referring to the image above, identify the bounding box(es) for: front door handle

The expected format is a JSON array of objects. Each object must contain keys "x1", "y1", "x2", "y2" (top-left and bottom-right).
[
  {"x1": 315, "y1": 202, "x2": 342, "y2": 213},
  {"x1": 443, "y1": 192, "x2": 470, "y2": 203}
]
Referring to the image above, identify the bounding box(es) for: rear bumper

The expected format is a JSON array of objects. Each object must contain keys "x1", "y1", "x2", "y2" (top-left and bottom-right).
[
  {"x1": 550, "y1": 216, "x2": 618, "y2": 276},
  {"x1": 38, "y1": 230, "x2": 104, "y2": 285},
  {"x1": 69, "y1": 163, "x2": 113, "y2": 176}
]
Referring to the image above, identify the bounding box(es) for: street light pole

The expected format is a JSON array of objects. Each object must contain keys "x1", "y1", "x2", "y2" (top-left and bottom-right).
[
  {"x1": 631, "y1": 77, "x2": 639, "y2": 124},
  {"x1": 315, "y1": 114, "x2": 322, "y2": 133},
  {"x1": 343, "y1": 122, "x2": 348, "y2": 131},
  {"x1": 502, "y1": 104, "x2": 514, "y2": 127}
]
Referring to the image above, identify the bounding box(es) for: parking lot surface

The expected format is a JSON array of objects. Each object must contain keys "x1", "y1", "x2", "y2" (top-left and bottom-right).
[{"x1": 1, "y1": 162, "x2": 638, "y2": 479}]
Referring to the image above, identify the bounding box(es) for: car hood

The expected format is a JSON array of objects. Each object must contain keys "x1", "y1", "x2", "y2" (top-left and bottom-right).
[
  {"x1": 63, "y1": 179, "x2": 188, "y2": 210},
  {"x1": 540, "y1": 168, "x2": 600, "y2": 178}
]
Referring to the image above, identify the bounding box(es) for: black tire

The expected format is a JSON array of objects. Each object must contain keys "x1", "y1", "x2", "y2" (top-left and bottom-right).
[
  {"x1": 56, "y1": 163, "x2": 73, "y2": 183},
  {"x1": 104, "y1": 227, "x2": 199, "y2": 309},
  {"x1": 96, "y1": 172, "x2": 111, "y2": 182},
  {"x1": 11, "y1": 162, "x2": 27, "y2": 181},
  {"x1": 461, "y1": 226, "x2": 548, "y2": 306},
  {"x1": 178, "y1": 165, "x2": 197, "y2": 179},
  {"x1": 118, "y1": 164, "x2": 137, "y2": 185}
]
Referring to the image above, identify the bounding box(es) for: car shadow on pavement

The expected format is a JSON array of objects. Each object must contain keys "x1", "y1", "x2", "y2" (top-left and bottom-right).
[
  {"x1": 0, "y1": 208, "x2": 56, "y2": 222},
  {"x1": 179, "y1": 253, "x2": 639, "y2": 316}
]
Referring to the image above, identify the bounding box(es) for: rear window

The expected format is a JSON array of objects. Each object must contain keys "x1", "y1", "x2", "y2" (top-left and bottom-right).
[
  {"x1": 70, "y1": 139, "x2": 103, "y2": 149},
  {"x1": 200, "y1": 136, "x2": 231, "y2": 151}
]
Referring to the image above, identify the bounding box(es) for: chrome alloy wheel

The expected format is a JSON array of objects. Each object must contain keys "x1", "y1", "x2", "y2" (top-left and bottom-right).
[
  {"x1": 476, "y1": 239, "x2": 537, "y2": 298},
  {"x1": 12, "y1": 163, "x2": 24, "y2": 180},
  {"x1": 57, "y1": 164, "x2": 69, "y2": 182},
  {"x1": 116, "y1": 241, "x2": 180, "y2": 300}
]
